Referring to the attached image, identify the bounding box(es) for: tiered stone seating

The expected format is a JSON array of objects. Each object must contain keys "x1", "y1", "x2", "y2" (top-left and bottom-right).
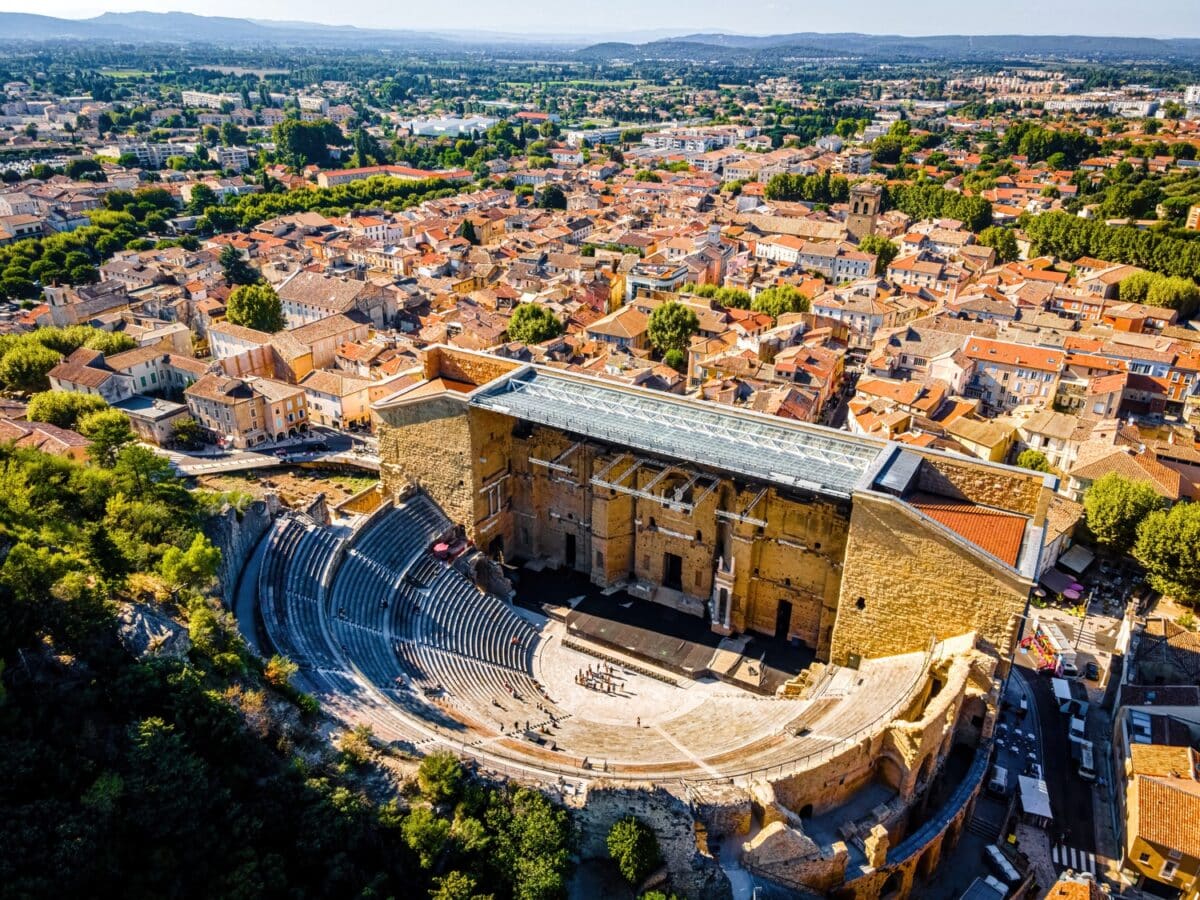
[
  {"x1": 330, "y1": 495, "x2": 450, "y2": 616},
  {"x1": 255, "y1": 493, "x2": 936, "y2": 785},
  {"x1": 259, "y1": 515, "x2": 345, "y2": 671}
]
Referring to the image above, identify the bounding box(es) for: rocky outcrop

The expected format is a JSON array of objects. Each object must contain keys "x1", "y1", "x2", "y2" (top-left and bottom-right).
[
  {"x1": 204, "y1": 496, "x2": 279, "y2": 607},
  {"x1": 116, "y1": 601, "x2": 191, "y2": 660}
]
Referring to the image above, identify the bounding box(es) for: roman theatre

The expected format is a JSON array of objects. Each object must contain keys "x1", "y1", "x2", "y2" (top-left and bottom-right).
[{"x1": 254, "y1": 346, "x2": 1055, "y2": 898}]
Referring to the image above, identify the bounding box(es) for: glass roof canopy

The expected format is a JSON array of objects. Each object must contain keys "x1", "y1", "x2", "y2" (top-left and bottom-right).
[{"x1": 470, "y1": 368, "x2": 885, "y2": 498}]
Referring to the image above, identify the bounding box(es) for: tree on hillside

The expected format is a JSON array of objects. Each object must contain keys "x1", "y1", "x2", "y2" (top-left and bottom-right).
[
  {"x1": 78, "y1": 408, "x2": 135, "y2": 467},
  {"x1": 226, "y1": 283, "x2": 284, "y2": 333},
  {"x1": 1135, "y1": 502, "x2": 1200, "y2": 605},
  {"x1": 1083, "y1": 472, "x2": 1162, "y2": 554},
  {"x1": 647, "y1": 301, "x2": 700, "y2": 355},
  {"x1": 159, "y1": 533, "x2": 221, "y2": 592},
  {"x1": 218, "y1": 244, "x2": 259, "y2": 286},
  {"x1": 857, "y1": 234, "x2": 898, "y2": 274},
  {"x1": 416, "y1": 751, "x2": 465, "y2": 807},
  {"x1": 506, "y1": 303, "x2": 563, "y2": 345},
  {"x1": 607, "y1": 816, "x2": 662, "y2": 886}
]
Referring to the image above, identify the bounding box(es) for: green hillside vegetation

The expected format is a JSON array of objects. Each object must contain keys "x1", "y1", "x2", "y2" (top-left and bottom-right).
[{"x1": 0, "y1": 445, "x2": 574, "y2": 898}]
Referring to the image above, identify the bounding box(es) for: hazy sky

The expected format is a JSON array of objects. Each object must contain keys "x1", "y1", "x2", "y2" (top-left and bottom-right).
[{"x1": 7, "y1": 0, "x2": 1200, "y2": 37}]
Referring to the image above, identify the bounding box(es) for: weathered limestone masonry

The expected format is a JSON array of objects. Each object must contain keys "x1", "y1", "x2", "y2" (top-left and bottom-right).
[
  {"x1": 378, "y1": 392, "x2": 475, "y2": 526},
  {"x1": 206, "y1": 495, "x2": 279, "y2": 606},
  {"x1": 568, "y1": 783, "x2": 732, "y2": 900},
  {"x1": 739, "y1": 644, "x2": 998, "y2": 897},
  {"x1": 375, "y1": 347, "x2": 522, "y2": 528},
  {"x1": 918, "y1": 454, "x2": 1047, "y2": 518},
  {"x1": 829, "y1": 491, "x2": 1031, "y2": 668}
]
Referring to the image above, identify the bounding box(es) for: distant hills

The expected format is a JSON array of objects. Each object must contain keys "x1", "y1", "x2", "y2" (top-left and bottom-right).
[
  {"x1": 575, "y1": 32, "x2": 1200, "y2": 61},
  {"x1": 0, "y1": 11, "x2": 1197, "y2": 60}
]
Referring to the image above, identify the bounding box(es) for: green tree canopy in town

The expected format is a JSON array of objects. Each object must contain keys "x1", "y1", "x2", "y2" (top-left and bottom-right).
[
  {"x1": 1135, "y1": 502, "x2": 1200, "y2": 605},
  {"x1": 857, "y1": 234, "x2": 898, "y2": 274},
  {"x1": 226, "y1": 282, "x2": 285, "y2": 333},
  {"x1": 646, "y1": 301, "x2": 700, "y2": 355},
  {"x1": 1083, "y1": 472, "x2": 1163, "y2": 554},
  {"x1": 751, "y1": 284, "x2": 810, "y2": 320},
  {"x1": 1016, "y1": 449, "x2": 1053, "y2": 473},
  {"x1": 78, "y1": 408, "x2": 135, "y2": 467},
  {"x1": 978, "y1": 226, "x2": 1020, "y2": 263},
  {"x1": 26, "y1": 390, "x2": 109, "y2": 430},
  {"x1": 507, "y1": 303, "x2": 564, "y2": 345},
  {"x1": 218, "y1": 244, "x2": 259, "y2": 286},
  {"x1": 271, "y1": 118, "x2": 344, "y2": 170}
]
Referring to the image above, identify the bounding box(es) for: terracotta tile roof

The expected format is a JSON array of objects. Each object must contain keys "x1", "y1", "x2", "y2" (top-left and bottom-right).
[
  {"x1": 1137, "y1": 774, "x2": 1200, "y2": 859},
  {"x1": 907, "y1": 492, "x2": 1027, "y2": 567},
  {"x1": 963, "y1": 337, "x2": 1063, "y2": 372}
]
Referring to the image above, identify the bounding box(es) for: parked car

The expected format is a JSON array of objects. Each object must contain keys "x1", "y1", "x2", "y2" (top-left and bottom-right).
[{"x1": 1085, "y1": 661, "x2": 1100, "y2": 681}]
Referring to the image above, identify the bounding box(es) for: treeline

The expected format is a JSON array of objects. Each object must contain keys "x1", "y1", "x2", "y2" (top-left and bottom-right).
[
  {"x1": 885, "y1": 181, "x2": 993, "y2": 232},
  {"x1": 0, "y1": 441, "x2": 575, "y2": 899},
  {"x1": 0, "y1": 175, "x2": 468, "y2": 301},
  {"x1": 999, "y1": 121, "x2": 1099, "y2": 168},
  {"x1": 0, "y1": 188, "x2": 180, "y2": 300},
  {"x1": 0, "y1": 325, "x2": 136, "y2": 393},
  {"x1": 1023, "y1": 211, "x2": 1200, "y2": 282},
  {"x1": 763, "y1": 171, "x2": 851, "y2": 205},
  {"x1": 201, "y1": 174, "x2": 467, "y2": 232}
]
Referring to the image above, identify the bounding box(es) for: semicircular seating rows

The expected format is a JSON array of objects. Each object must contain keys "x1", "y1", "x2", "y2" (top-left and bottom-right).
[{"x1": 259, "y1": 492, "x2": 559, "y2": 750}]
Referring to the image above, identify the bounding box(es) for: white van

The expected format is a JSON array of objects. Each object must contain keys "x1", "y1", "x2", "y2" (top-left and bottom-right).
[
  {"x1": 1078, "y1": 741, "x2": 1097, "y2": 782},
  {"x1": 1069, "y1": 716, "x2": 1087, "y2": 743},
  {"x1": 987, "y1": 764, "x2": 1009, "y2": 797}
]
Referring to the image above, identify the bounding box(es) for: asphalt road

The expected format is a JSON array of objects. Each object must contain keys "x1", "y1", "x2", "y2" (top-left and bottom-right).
[{"x1": 1020, "y1": 665, "x2": 1096, "y2": 851}]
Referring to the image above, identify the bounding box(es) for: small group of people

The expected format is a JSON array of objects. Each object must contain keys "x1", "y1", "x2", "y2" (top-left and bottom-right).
[{"x1": 575, "y1": 663, "x2": 625, "y2": 694}]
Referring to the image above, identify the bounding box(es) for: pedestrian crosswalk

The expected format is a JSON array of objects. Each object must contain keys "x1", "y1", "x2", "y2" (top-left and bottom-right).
[{"x1": 1052, "y1": 844, "x2": 1098, "y2": 876}]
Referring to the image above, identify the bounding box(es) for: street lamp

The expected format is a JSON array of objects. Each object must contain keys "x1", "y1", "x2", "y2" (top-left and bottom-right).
[{"x1": 1073, "y1": 589, "x2": 1092, "y2": 651}]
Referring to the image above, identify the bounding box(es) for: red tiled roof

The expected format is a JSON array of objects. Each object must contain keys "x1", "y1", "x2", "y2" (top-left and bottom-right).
[{"x1": 908, "y1": 492, "x2": 1027, "y2": 567}]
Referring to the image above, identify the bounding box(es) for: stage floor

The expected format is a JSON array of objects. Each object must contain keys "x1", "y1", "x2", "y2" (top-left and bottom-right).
[{"x1": 513, "y1": 564, "x2": 814, "y2": 691}]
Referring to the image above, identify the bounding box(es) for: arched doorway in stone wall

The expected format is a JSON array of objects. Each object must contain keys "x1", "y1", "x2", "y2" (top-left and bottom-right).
[
  {"x1": 879, "y1": 869, "x2": 904, "y2": 899},
  {"x1": 917, "y1": 753, "x2": 935, "y2": 787},
  {"x1": 875, "y1": 754, "x2": 905, "y2": 791},
  {"x1": 916, "y1": 840, "x2": 940, "y2": 880}
]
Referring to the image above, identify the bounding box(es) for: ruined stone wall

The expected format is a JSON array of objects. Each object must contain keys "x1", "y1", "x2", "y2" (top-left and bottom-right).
[
  {"x1": 509, "y1": 427, "x2": 594, "y2": 570},
  {"x1": 741, "y1": 650, "x2": 991, "y2": 898},
  {"x1": 590, "y1": 458, "x2": 636, "y2": 586},
  {"x1": 467, "y1": 407, "x2": 515, "y2": 549},
  {"x1": 631, "y1": 471, "x2": 721, "y2": 600},
  {"x1": 205, "y1": 495, "x2": 279, "y2": 607},
  {"x1": 829, "y1": 493, "x2": 1028, "y2": 667},
  {"x1": 420, "y1": 345, "x2": 521, "y2": 385},
  {"x1": 570, "y1": 784, "x2": 731, "y2": 900},
  {"x1": 376, "y1": 395, "x2": 475, "y2": 530},
  {"x1": 728, "y1": 488, "x2": 850, "y2": 652}
]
